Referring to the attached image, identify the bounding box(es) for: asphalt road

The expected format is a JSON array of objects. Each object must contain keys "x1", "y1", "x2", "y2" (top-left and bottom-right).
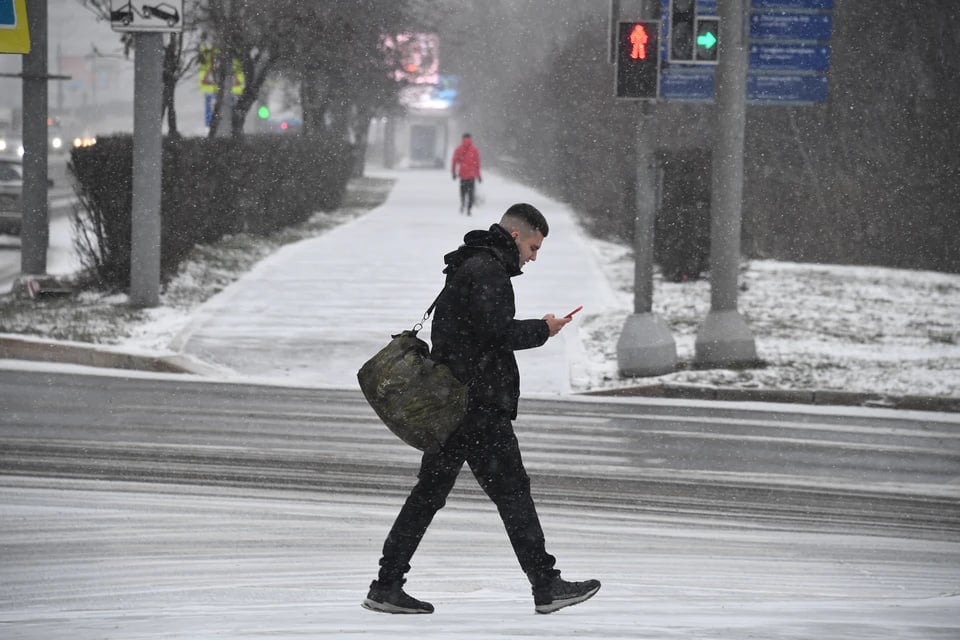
[{"x1": 1, "y1": 367, "x2": 959, "y2": 638}]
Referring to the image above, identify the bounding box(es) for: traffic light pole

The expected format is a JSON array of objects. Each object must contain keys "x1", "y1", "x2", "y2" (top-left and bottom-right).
[
  {"x1": 615, "y1": 0, "x2": 677, "y2": 377},
  {"x1": 694, "y1": 0, "x2": 757, "y2": 365}
]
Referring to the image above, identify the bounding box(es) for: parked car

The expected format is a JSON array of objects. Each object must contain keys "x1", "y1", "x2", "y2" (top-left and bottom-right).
[
  {"x1": 0, "y1": 157, "x2": 23, "y2": 235},
  {"x1": 0, "y1": 157, "x2": 54, "y2": 236}
]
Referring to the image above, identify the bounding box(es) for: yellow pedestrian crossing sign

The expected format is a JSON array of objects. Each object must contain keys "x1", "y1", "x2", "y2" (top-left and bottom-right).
[
  {"x1": 198, "y1": 47, "x2": 245, "y2": 95},
  {"x1": 0, "y1": 0, "x2": 31, "y2": 54}
]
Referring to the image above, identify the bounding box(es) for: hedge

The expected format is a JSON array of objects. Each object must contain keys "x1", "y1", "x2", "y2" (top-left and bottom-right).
[{"x1": 69, "y1": 133, "x2": 354, "y2": 291}]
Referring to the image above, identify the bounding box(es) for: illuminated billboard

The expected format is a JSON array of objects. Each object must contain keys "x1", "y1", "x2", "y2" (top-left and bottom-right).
[{"x1": 381, "y1": 32, "x2": 439, "y2": 85}]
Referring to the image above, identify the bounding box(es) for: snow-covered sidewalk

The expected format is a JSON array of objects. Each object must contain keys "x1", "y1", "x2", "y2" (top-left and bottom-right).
[{"x1": 172, "y1": 167, "x2": 619, "y2": 394}]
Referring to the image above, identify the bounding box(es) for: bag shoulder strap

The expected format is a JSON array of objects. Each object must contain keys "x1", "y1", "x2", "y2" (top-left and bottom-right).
[{"x1": 413, "y1": 288, "x2": 445, "y2": 332}]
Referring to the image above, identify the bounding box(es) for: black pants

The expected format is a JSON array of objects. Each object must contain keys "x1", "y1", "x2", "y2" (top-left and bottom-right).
[
  {"x1": 459, "y1": 179, "x2": 476, "y2": 212},
  {"x1": 376, "y1": 409, "x2": 557, "y2": 586}
]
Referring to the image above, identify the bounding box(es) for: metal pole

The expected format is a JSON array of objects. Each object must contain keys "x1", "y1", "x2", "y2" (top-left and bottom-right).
[
  {"x1": 615, "y1": 0, "x2": 677, "y2": 377},
  {"x1": 20, "y1": 0, "x2": 49, "y2": 276},
  {"x1": 129, "y1": 32, "x2": 164, "y2": 308},
  {"x1": 608, "y1": 0, "x2": 621, "y2": 64},
  {"x1": 694, "y1": 0, "x2": 757, "y2": 365},
  {"x1": 632, "y1": 101, "x2": 655, "y2": 315},
  {"x1": 216, "y1": 0, "x2": 233, "y2": 138},
  {"x1": 216, "y1": 56, "x2": 233, "y2": 138}
]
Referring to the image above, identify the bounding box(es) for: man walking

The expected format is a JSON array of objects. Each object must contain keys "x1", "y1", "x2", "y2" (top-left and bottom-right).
[
  {"x1": 451, "y1": 132, "x2": 482, "y2": 215},
  {"x1": 362, "y1": 203, "x2": 601, "y2": 615}
]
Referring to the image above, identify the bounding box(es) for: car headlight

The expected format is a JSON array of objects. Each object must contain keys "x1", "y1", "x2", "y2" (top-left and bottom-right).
[
  {"x1": 0, "y1": 140, "x2": 6, "y2": 152},
  {"x1": 51, "y1": 137, "x2": 63, "y2": 149}
]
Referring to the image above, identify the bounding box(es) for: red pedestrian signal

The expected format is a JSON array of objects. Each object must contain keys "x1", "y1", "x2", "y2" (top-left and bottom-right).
[
  {"x1": 629, "y1": 23, "x2": 650, "y2": 60},
  {"x1": 616, "y1": 21, "x2": 660, "y2": 99}
]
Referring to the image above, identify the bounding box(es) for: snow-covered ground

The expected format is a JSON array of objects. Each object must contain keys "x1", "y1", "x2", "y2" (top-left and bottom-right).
[
  {"x1": 3, "y1": 474, "x2": 957, "y2": 640},
  {"x1": 581, "y1": 242, "x2": 960, "y2": 398}
]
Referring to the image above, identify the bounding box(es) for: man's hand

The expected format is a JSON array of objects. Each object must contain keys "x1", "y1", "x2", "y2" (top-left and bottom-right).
[
  {"x1": 543, "y1": 314, "x2": 571, "y2": 337},
  {"x1": 452, "y1": 173, "x2": 457, "y2": 181},
  {"x1": 478, "y1": 176, "x2": 483, "y2": 183}
]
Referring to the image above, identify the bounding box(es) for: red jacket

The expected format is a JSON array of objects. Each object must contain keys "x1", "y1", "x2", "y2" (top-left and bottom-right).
[{"x1": 451, "y1": 137, "x2": 481, "y2": 180}]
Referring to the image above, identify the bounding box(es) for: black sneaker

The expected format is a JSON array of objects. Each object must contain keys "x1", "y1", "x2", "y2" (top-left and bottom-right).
[
  {"x1": 532, "y1": 576, "x2": 601, "y2": 614},
  {"x1": 361, "y1": 580, "x2": 434, "y2": 614}
]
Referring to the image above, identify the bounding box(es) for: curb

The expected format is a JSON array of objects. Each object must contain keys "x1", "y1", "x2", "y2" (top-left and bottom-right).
[
  {"x1": 583, "y1": 383, "x2": 960, "y2": 413},
  {"x1": 2, "y1": 336, "x2": 957, "y2": 414},
  {"x1": 0, "y1": 336, "x2": 224, "y2": 377}
]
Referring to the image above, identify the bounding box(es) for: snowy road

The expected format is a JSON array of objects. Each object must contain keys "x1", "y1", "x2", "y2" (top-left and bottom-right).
[{"x1": 1, "y1": 366, "x2": 959, "y2": 638}]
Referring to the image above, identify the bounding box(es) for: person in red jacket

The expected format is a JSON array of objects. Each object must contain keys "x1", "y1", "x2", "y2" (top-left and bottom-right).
[{"x1": 451, "y1": 133, "x2": 482, "y2": 215}]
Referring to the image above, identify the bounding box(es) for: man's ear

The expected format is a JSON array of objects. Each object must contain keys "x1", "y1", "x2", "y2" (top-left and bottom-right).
[{"x1": 510, "y1": 230, "x2": 520, "y2": 240}]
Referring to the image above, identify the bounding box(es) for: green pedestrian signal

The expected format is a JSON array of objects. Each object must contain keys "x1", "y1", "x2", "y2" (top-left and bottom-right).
[{"x1": 695, "y1": 18, "x2": 719, "y2": 62}]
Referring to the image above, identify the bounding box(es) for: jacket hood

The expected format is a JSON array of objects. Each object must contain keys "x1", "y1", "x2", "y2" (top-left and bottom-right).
[{"x1": 443, "y1": 224, "x2": 522, "y2": 277}]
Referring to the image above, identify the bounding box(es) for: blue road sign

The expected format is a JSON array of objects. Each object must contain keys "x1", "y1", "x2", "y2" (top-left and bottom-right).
[
  {"x1": 697, "y1": 1, "x2": 834, "y2": 18},
  {"x1": 752, "y1": 0, "x2": 833, "y2": 9},
  {"x1": 204, "y1": 94, "x2": 214, "y2": 127},
  {"x1": 749, "y1": 44, "x2": 830, "y2": 71},
  {"x1": 696, "y1": 0, "x2": 718, "y2": 15},
  {"x1": 747, "y1": 73, "x2": 827, "y2": 103},
  {"x1": 656, "y1": 0, "x2": 832, "y2": 104},
  {"x1": 660, "y1": 68, "x2": 714, "y2": 101},
  {"x1": 750, "y1": 12, "x2": 832, "y2": 42},
  {"x1": 659, "y1": 68, "x2": 829, "y2": 104},
  {"x1": 0, "y1": 0, "x2": 15, "y2": 26}
]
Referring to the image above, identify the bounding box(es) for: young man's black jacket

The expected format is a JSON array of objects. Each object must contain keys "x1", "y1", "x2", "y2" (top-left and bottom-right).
[{"x1": 431, "y1": 224, "x2": 550, "y2": 419}]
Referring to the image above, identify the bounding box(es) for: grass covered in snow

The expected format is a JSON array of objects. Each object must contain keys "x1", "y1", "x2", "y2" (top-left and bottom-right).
[{"x1": 579, "y1": 238, "x2": 960, "y2": 398}]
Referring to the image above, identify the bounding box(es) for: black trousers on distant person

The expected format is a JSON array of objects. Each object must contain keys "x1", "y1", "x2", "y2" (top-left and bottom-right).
[
  {"x1": 377, "y1": 408, "x2": 558, "y2": 587},
  {"x1": 459, "y1": 178, "x2": 476, "y2": 213}
]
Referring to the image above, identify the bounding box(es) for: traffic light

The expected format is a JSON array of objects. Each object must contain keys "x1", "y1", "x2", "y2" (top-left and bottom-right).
[
  {"x1": 695, "y1": 17, "x2": 719, "y2": 62},
  {"x1": 616, "y1": 21, "x2": 660, "y2": 99},
  {"x1": 669, "y1": 0, "x2": 696, "y2": 62},
  {"x1": 257, "y1": 105, "x2": 270, "y2": 119},
  {"x1": 670, "y1": 0, "x2": 719, "y2": 64}
]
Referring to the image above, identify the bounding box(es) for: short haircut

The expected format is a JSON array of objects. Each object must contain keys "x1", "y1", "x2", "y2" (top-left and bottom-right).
[
  {"x1": 462, "y1": 133, "x2": 471, "y2": 138},
  {"x1": 500, "y1": 203, "x2": 549, "y2": 238}
]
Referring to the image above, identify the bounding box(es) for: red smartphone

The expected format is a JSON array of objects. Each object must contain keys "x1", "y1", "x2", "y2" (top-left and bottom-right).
[{"x1": 564, "y1": 305, "x2": 583, "y2": 319}]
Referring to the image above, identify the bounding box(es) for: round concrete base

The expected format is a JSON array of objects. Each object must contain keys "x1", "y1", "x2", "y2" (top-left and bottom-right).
[
  {"x1": 616, "y1": 312, "x2": 677, "y2": 377},
  {"x1": 694, "y1": 309, "x2": 758, "y2": 367}
]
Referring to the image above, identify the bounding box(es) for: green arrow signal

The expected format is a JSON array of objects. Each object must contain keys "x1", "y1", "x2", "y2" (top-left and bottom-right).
[{"x1": 697, "y1": 31, "x2": 717, "y2": 50}]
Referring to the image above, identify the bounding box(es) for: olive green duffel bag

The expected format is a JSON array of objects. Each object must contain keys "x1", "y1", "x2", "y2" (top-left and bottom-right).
[{"x1": 357, "y1": 300, "x2": 467, "y2": 451}]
